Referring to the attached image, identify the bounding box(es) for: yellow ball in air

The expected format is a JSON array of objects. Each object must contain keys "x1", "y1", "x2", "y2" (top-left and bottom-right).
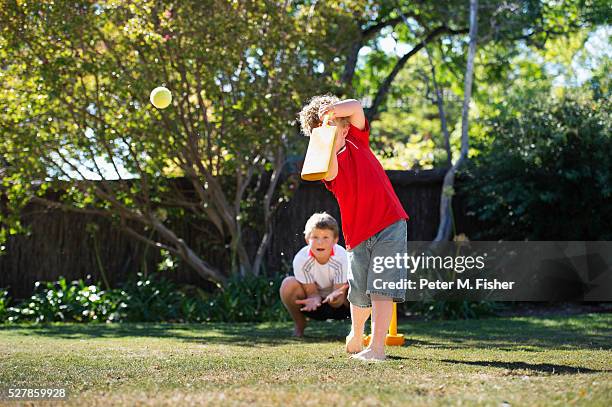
[{"x1": 150, "y1": 86, "x2": 172, "y2": 109}]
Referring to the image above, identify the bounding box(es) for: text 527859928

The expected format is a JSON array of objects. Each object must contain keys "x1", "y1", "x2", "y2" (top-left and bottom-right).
[{"x1": 1, "y1": 387, "x2": 67, "y2": 400}]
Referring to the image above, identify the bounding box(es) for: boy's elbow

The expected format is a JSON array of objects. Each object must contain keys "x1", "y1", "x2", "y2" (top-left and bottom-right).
[
  {"x1": 324, "y1": 173, "x2": 337, "y2": 182},
  {"x1": 324, "y1": 167, "x2": 338, "y2": 181}
]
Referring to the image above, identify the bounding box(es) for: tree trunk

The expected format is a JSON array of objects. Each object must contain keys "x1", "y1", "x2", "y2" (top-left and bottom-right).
[
  {"x1": 252, "y1": 145, "x2": 285, "y2": 276},
  {"x1": 341, "y1": 42, "x2": 362, "y2": 87},
  {"x1": 398, "y1": 9, "x2": 452, "y2": 168},
  {"x1": 428, "y1": 55, "x2": 452, "y2": 168},
  {"x1": 434, "y1": 0, "x2": 478, "y2": 242},
  {"x1": 149, "y1": 217, "x2": 227, "y2": 283}
]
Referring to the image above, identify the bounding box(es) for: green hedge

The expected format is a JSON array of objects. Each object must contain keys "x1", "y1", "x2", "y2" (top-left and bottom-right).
[
  {"x1": 462, "y1": 95, "x2": 611, "y2": 240},
  {"x1": 2, "y1": 273, "x2": 288, "y2": 324}
]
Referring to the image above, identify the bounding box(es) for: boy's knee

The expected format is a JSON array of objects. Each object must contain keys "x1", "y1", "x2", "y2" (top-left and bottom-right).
[
  {"x1": 279, "y1": 277, "x2": 303, "y2": 298},
  {"x1": 280, "y1": 276, "x2": 298, "y2": 289}
]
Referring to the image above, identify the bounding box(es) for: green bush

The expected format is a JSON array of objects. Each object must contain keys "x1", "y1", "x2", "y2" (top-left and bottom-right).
[
  {"x1": 1, "y1": 273, "x2": 289, "y2": 324},
  {"x1": 120, "y1": 273, "x2": 184, "y2": 322},
  {"x1": 3, "y1": 274, "x2": 184, "y2": 324},
  {"x1": 0, "y1": 289, "x2": 9, "y2": 321},
  {"x1": 204, "y1": 273, "x2": 288, "y2": 323},
  {"x1": 462, "y1": 95, "x2": 611, "y2": 240},
  {"x1": 6, "y1": 277, "x2": 126, "y2": 323},
  {"x1": 2, "y1": 272, "x2": 503, "y2": 322}
]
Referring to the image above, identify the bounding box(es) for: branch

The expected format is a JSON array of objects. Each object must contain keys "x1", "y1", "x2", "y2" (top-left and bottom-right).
[
  {"x1": 366, "y1": 25, "x2": 469, "y2": 122},
  {"x1": 121, "y1": 223, "x2": 178, "y2": 255},
  {"x1": 30, "y1": 196, "x2": 112, "y2": 218},
  {"x1": 398, "y1": 9, "x2": 452, "y2": 167},
  {"x1": 362, "y1": 16, "x2": 404, "y2": 40},
  {"x1": 342, "y1": 10, "x2": 425, "y2": 86}
]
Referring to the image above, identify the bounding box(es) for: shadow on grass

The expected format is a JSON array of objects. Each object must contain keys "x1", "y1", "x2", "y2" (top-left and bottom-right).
[
  {"x1": 1, "y1": 314, "x2": 609, "y2": 351},
  {"x1": 386, "y1": 355, "x2": 411, "y2": 361},
  {"x1": 439, "y1": 359, "x2": 612, "y2": 375},
  {"x1": 0, "y1": 320, "x2": 349, "y2": 347},
  {"x1": 403, "y1": 313, "x2": 611, "y2": 351}
]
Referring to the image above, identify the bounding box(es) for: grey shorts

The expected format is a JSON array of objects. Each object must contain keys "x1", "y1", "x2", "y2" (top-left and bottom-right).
[{"x1": 347, "y1": 219, "x2": 408, "y2": 307}]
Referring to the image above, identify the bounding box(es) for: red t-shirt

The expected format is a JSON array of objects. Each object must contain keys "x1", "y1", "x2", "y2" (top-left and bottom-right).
[{"x1": 323, "y1": 120, "x2": 408, "y2": 249}]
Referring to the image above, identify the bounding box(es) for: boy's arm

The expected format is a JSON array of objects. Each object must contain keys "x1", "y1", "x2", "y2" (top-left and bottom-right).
[
  {"x1": 322, "y1": 283, "x2": 348, "y2": 307},
  {"x1": 295, "y1": 283, "x2": 322, "y2": 312},
  {"x1": 319, "y1": 99, "x2": 366, "y2": 131},
  {"x1": 323, "y1": 134, "x2": 345, "y2": 181},
  {"x1": 323, "y1": 248, "x2": 349, "y2": 305},
  {"x1": 333, "y1": 283, "x2": 349, "y2": 291}
]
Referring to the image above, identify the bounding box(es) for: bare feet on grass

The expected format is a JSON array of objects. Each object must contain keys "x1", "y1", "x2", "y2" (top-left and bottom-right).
[
  {"x1": 345, "y1": 330, "x2": 363, "y2": 353},
  {"x1": 350, "y1": 347, "x2": 385, "y2": 361}
]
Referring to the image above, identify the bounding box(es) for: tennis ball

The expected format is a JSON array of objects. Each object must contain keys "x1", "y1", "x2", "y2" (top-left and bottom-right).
[{"x1": 150, "y1": 86, "x2": 172, "y2": 109}]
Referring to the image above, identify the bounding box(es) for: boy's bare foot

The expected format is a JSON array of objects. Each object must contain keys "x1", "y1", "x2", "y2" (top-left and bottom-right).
[
  {"x1": 350, "y1": 347, "x2": 385, "y2": 361},
  {"x1": 293, "y1": 324, "x2": 305, "y2": 337},
  {"x1": 345, "y1": 331, "x2": 363, "y2": 353}
]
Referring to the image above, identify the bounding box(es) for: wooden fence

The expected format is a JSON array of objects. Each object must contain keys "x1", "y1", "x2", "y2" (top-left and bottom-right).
[{"x1": 0, "y1": 169, "x2": 480, "y2": 298}]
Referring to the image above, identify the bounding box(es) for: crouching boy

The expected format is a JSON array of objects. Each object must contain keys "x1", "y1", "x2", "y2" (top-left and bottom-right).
[{"x1": 280, "y1": 212, "x2": 350, "y2": 337}]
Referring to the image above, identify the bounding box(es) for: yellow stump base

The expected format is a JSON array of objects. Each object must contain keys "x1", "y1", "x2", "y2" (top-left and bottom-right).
[
  {"x1": 362, "y1": 303, "x2": 405, "y2": 347},
  {"x1": 363, "y1": 334, "x2": 405, "y2": 347},
  {"x1": 385, "y1": 334, "x2": 405, "y2": 346}
]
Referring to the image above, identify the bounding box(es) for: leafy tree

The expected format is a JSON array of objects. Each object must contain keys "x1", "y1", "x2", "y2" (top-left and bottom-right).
[
  {"x1": 0, "y1": 0, "x2": 357, "y2": 281},
  {"x1": 462, "y1": 94, "x2": 611, "y2": 240},
  {"x1": 357, "y1": 1, "x2": 608, "y2": 152},
  {"x1": 335, "y1": 1, "x2": 609, "y2": 241}
]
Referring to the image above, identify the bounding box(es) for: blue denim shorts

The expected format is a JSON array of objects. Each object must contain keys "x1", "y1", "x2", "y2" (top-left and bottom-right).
[{"x1": 347, "y1": 219, "x2": 408, "y2": 307}]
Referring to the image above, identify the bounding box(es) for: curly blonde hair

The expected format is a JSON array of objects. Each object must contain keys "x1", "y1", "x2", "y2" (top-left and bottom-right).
[{"x1": 298, "y1": 94, "x2": 350, "y2": 136}]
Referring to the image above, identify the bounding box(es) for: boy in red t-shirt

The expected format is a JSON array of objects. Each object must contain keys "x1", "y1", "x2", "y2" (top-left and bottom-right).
[{"x1": 299, "y1": 95, "x2": 409, "y2": 361}]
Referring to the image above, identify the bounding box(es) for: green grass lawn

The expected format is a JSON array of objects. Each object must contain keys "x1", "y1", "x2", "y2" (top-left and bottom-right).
[{"x1": 1, "y1": 314, "x2": 610, "y2": 406}]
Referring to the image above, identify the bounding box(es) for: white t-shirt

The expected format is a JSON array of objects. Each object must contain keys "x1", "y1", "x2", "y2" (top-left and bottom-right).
[{"x1": 292, "y1": 244, "x2": 349, "y2": 297}]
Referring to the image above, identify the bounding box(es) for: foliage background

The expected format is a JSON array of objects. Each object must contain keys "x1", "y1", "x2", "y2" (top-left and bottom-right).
[{"x1": 0, "y1": 1, "x2": 610, "y2": 320}]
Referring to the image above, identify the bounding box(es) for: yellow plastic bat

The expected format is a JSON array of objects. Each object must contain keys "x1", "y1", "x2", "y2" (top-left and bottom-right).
[{"x1": 300, "y1": 115, "x2": 338, "y2": 181}]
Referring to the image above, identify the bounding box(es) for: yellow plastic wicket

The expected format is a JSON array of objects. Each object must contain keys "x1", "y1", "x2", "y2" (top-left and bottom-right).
[{"x1": 362, "y1": 302, "x2": 405, "y2": 346}]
